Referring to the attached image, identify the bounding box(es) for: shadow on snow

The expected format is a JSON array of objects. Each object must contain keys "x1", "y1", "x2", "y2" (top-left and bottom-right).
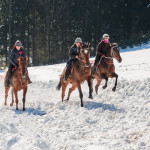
[
  {"x1": 84, "y1": 101, "x2": 125, "y2": 113},
  {"x1": 14, "y1": 107, "x2": 46, "y2": 116}
]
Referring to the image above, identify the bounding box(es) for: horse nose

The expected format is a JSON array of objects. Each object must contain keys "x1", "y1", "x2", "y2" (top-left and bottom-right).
[{"x1": 118, "y1": 58, "x2": 122, "y2": 63}]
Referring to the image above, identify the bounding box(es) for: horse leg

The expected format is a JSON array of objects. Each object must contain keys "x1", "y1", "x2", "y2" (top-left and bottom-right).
[
  {"x1": 10, "y1": 88, "x2": 14, "y2": 107},
  {"x1": 61, "y1": 81, "x2": 69, "y2": 102},
  {"x1": 88, "y1": 77, "x2": 93, "y2": 99},
  {"x1": 22, "y1": 87, "x2": 27, "y2": 111},
  {"x1": 14, "y1": 90, "x2": 19, "y2": 110},
  {"x1": 77, "y1": 82, "x2": 83, "y2": 107},
  {"x1": 95, "y1": 79, "x2": 102, "y2": 95},
  {"x1": 112, "y1": 73, "x2": 118, "y2": 92},
  {"x1": 102, "y1": 74, "x2": 108, "y2": 89},
  {"x1": 4, "y1": 87, "x2": 10, "y2": 105},
  {"x1": 66, "y1": 84, "x2": 77, "y2": 101}
]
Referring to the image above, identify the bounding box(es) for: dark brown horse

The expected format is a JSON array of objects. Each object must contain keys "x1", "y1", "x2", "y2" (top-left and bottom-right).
[
  {"x1": 57, "y1": 42, "x2": 93, "y2": 107},
  {"x1": 93, "y1": 43, "x2": 122, "y2": 94},
  {"x1": 4, "y1": 57, "x2": 28, "y2": 111}
]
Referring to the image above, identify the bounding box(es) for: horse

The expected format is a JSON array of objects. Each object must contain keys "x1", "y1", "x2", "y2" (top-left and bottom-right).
[
  {"x1": 4, "y1": 56, "x2": 28, "y2": 111},
  {"x1": 57, "y1": 42, "x2": 93, "y2": 107},
  {"x1": 93, "y1": 43, "x2": 122, "y2": 94}
]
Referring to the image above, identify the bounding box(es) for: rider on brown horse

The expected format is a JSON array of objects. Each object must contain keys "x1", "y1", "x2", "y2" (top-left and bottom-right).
[
  {"x1": 91, "y1": 34, "x2": 111, "y2": 78},
  {"x1": 5, "y1": 40, "x2": 32, "y2": 87},
  {"x1": 63, "y1": 37, "x2": 82, "y2": 82}
]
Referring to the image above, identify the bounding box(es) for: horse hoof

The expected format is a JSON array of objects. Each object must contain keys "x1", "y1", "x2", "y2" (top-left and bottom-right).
[
  {"x1": 81, "y1": 104, "x2": 84, "y2": 107},
  {"x1": 10, "y1": 103, "x2": 13, "y2": 107},
  {"x1": 89, "y1": 95, "x2": 93, "y2": 99},
  {"x1": 103, "y1": 86, "x2": 107, "y2": 89},
  {"x1": 23, "y1": 108, "x2": 26, "y2": 111},
  {"x1": 64, "y1": 99, "x2": 69, "y2": 102},
  {"x1": 112, "y1": 87, "x2": 116, "y2": 92},
  {"x1": 4, "y1": 103, "x2": 7, "y2": 105},
  {"x1": 95, "y1": 90, "x2": 98, "y2": 95}
]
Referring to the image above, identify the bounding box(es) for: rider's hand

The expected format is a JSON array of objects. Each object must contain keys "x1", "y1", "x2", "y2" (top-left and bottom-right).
[{"x1": 76, "y1": 55, "x2": 79, "y2": 58}]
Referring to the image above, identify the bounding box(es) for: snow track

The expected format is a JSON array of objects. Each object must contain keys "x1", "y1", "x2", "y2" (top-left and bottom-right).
[{"x1": 0, "y1": 48, "x2": 150, "y2": 150}]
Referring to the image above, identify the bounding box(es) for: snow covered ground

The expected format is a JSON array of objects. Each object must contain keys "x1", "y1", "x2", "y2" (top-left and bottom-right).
[{"x1": 0, "y1": 45, "x2": 150, "y2": 150}]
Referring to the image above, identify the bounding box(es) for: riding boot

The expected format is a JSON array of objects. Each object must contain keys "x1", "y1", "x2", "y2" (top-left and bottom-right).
[
  {"x1": 5, "y1": 70, "x2": 12, "y2": 88},
  {"x1": 27, "y1": 76, "x2": 32, "y2": 84},
  {"x1": 91, "y1": 66, "x2": 96, "y2": 79},
  {"x1": 63, "y1": 68, "x2": 71, "y2": 83},
  {"x1": 27, "y1": 70, "x2": 32, "y2": 84}
]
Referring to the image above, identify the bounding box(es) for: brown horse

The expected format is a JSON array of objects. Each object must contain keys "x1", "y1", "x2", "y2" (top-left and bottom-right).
[
  {"x1": 4, "y1": 57, "x2": 28, "y2": 111},
  {"x1": 57, "y1": 42, "x2": 93, "y2": 107},
  {"x1": 93, "y1": 43, "x2": 122, "y2": 94}
]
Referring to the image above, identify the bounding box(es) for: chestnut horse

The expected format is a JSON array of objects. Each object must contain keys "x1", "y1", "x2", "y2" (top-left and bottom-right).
[
  {"x1": 93, "y1": 43, "x2": 122, "y2": 94},
  {"x1": 4, "y1": 57, "x2": 28, "y2": 111},
  {"x1": 57, "y1": 42, "x2": 93, "y2": 107}
]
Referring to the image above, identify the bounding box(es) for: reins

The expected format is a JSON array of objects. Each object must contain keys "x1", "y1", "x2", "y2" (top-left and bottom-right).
[{"x1": 102, "y1": 46, "x2": 119, "y2": 65}]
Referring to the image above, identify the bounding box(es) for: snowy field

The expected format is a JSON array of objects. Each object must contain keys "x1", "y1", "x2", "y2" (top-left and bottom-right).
[{"x1": 0, "y1": 44, "x2": 150, "y2": 150}]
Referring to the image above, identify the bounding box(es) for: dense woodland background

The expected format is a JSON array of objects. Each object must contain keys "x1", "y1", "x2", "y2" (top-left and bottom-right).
[{"x1": 0, "y1": 0, "x2": 150, "y2": 66}]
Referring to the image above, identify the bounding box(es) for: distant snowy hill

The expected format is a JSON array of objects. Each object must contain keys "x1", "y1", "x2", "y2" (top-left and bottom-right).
[{"x1": 0, "y1": 44, "x2": 150, "y2": 150}]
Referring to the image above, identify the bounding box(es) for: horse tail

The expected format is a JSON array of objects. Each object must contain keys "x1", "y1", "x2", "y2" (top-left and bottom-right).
[{"x1": 56, "y1": 77, "x2": 61, "y2": 90}]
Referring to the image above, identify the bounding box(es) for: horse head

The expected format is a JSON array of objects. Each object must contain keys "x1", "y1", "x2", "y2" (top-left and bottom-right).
[
  {"x1": 18, "y1": 56, "x2": 28, "y2": 79},
  {"x1": 111, "y1": 43, "x2": 122, "y2": 63},
  {"x1": 79, "y1": 42, "x2": 91, "y2": 67}
]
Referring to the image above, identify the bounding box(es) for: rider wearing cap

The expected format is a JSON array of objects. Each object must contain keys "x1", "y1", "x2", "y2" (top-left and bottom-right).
[
  {"x1": 63, "y1": 37, "x2": 82, "y2": 82},
  {"x1": 91, "y1": 34, "x2": 111, "y2": 78},
  {"x1": 5, "y1": 40, "x2": 32, "y2": 87}
]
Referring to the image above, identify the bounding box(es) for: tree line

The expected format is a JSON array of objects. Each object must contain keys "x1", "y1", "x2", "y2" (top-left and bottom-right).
[{"x1": 0, "y1": 0, "x2": 150, "y2": 66}]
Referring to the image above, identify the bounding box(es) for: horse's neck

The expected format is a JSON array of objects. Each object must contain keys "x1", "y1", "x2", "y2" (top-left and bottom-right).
[
  {"x1": 79, "y1": 54, "x2": 90, "y2": 63},
  {"x1": 105, "y1": 48, "x2": 112, "y2": 57}
]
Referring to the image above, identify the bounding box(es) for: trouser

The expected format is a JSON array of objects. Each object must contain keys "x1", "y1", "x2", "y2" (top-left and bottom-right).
[
  {"x1": 64, "y1": 58, "x2": 76, "y2": 80},
  {"x1": 5, "y1": 63, "x2": 16, "y2": 87},
  {"x1": 94, "y1": 54, "x2": 102, "y2": 67},
  {"x1": 91, "y1": 54, "x2": 102, "y2": 77}
]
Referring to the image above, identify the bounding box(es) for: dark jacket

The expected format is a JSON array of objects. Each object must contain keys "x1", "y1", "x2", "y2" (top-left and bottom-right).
[
  {"x1": 94, "y1": 40, "x2": 111, "y2": 66},
  {"x1": 9, "y1": 47, "x2": 26, "y2": 67},
  {"x1": 96, "y1": 40, "x2": 111, "y2": 56},
  {"x1": 69, "y1": 44, "x2": 80, "y2": 59}
]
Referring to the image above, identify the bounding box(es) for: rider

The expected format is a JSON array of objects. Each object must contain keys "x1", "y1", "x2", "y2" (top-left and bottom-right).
[
  {"x1": 5, "y1": 40, "x2": 32, "y2": 87},
  {"x1": 63, "y1": 37, "x2": 82, "y2": 82},
  {"x1": 91, "y1": 33, "x2": 111, "y2": 78}
]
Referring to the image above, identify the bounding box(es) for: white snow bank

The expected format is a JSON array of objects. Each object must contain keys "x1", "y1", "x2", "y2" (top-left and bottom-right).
[{"x1": 0, "y1": 44, "x2": 150, "y2": 150}]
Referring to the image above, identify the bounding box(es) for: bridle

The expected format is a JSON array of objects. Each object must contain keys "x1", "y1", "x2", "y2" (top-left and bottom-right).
[
  {"x1": 18, "y1": 60, "x2": 28, "y2": 81},
  {"x1": 103, "y1": 45, "x2": 120, "y2": 64},
  {"x1": 79, "y1": 47, "x2": 91, "y2": 67}
]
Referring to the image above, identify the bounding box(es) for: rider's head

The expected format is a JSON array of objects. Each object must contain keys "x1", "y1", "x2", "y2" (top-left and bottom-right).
[
  {"x1": 15, "y1": 40, "x2": 22, "y2": 50},
  {"x1": 102, "y1": 34, "x2": 109, "y2": 43},
  {"x1": 75, "y1": 37, "x2": 82, "y2": 47}
]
